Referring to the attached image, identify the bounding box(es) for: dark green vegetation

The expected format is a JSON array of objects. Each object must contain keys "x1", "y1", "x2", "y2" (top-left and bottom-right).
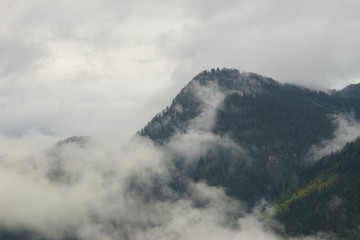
[
  {"x1": 140, "y1": 68, "x2": 360, "y2": 238},
  {"x1": 2, "y1": 68, "x2": 360, "y2": 239},
  {"x1": 277, "y1": 138, "x2": 360, "y2": 239}
]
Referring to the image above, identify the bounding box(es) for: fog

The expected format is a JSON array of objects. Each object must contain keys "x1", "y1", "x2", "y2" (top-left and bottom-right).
[
  {"x1": 0, "y1": 133, "x2": 334, "y2": 240},
  {"x1": 1, "y1": 0, "x2": 358, "y2": 239},
  {"x1": 307, "y1": 113, "x2": 360, "y2": 161},
  {"x1": 1, "y1": 0, "x2": 359, "y2": 146},
  {"x1": 0, "y1": 77, "x2": 334, "y2": 240}
]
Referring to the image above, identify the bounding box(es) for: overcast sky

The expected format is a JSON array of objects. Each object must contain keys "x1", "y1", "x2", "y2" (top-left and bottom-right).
[{"x1": 1, "y1": 0, "x2": 360, "y2": 146}]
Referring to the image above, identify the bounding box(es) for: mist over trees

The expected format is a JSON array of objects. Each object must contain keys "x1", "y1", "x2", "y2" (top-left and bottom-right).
[
  {"x1": 140, "y1": 68, "x2": 360, "y2": 238},
  {"x1": 2, "y1": 68, "x2": 360, "y2": 240}
]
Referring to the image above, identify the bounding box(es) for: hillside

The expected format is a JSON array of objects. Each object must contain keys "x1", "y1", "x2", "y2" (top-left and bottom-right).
[
  {"x1": 2, "y1": 68, "x2": 360, "y2": 240},
  {"x1": 140, "y1": 68, "x2": 360, "y2": 204},
  {"x1": 276, "y1": 137, "x2": 360, "y2": 239},
  {"x1": 139, "y1": 68, "x2": 360, "y2": 238}
]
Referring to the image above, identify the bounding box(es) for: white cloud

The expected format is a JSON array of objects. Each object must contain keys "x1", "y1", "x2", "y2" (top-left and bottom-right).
[
  {"x1": 0, "y1": 129, "x2": 331, "y2": 240},
  {"x1": 0, "y1": 1, "x2": 358, "y2": 239},
  {"x1": 2, "y1": 0, "x2": 359, "y2": 144},
  {"x1": 165, "y1": 0, "x2": 360, "y2": 92},
  {"x1": 0, "y1": 0, "x2": 188, "y2": 143},
  {"x1": 0, "y1": 135, "x2": 167, "y2": 239},
  {"x1": 307, "y1": 113, "x2": 360, "y2": 161},
  {"x1": 165, "y1": 80, "x2": 247, "y2": 163}
]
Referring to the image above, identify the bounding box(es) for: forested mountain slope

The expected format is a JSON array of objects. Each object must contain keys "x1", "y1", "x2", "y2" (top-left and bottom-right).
[
  {"x1": 2, "y1": 68, "x2": 360, "y2": 240},
  {"x1": 276, "y1": 137, "x2": 360, "y2": 239},
  {"x1": 140, "y1": 68, "x2": 360, "y2": 204}
]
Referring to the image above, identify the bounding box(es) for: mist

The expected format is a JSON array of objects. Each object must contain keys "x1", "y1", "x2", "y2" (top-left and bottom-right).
[
  {"x1": 307, "y1": 113, "x2": 360, "y2": 161},
  {"x1": 0, "y1": 132, "x2": 335, "y2": 240},
  {"x1": 1, "y1": 0, "x2": 360, "y2": 150},
  {"x1": 0, "y1": 77, "x2": 335, "y2": 240},
  {"x1": 2, "y1": 1, "x2": 359, "y2": 238}
]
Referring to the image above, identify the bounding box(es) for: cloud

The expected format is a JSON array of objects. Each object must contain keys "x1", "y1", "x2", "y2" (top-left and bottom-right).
[
  {"x1": 0, "y1": 37, "x2": 46, "y2": 79},
  {"x1": 1, "y1": 0, "x2": 360, "y2": 146},
  {"x1": 0, "y1": 130, "x2": 333, "y2": 240},
  {"x1": 0, "y1": 71, "x2": 334, "y2": 239},
  {"x1": 163, "y1": 0, "x2": 360, "y2": 93},
  {"x1": 165, "y1": 78, "x2": 246, "y2": 163},
  {"x1": 0, "y1": 0, "x2": 184, "y2": 142},
  {"x1": 307, "y1": 113, "x2": 360, "y2": 161},
  {"x1": 0, "y1": 1, "x2": 358, "y2": 239},
  {"x1": 0, "y1": 135, "x2": 167, "y2": 239}
]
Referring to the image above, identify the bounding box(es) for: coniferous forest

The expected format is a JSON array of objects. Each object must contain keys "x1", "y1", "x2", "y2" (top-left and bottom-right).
[
  {"x1": 140, "y1": 68, "x2": 360, "y2": 239},
  {"x1": 2, "y1": 68, "x2": 360, "y2": 239}
]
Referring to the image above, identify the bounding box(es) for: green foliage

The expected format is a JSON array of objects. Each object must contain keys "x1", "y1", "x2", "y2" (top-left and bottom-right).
[
  {"x1": 278, "y1": 174, "x2": 338, "y2": 210},
  {"x1": 276, "y1": 138, "x2": 360, "y2": 238},
  {"x1": 140, "y1": 68, "x2": 360, "y2": 209},
  {"x1": 139, "y1": 81, "x2": 202, "y2": 144},
  {"x1": 211, "y1": 85, "x2": 341, "y2": 202},
  {"x1": 3, "y1": 68, "x2": 360, "y2": 240},
  {"x1": 137, "y1": 68, "x2": 360, "y2": 237}
]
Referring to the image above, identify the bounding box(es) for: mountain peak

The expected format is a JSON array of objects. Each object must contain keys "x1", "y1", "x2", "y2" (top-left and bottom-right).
[
  {"x1": 191, "y1": 68, "x2": 277, "y2": 93},
  {"x1": 56, "y1": 136, "x2": 90, "y2": 148},
  {"x1": 340, "y1": 83, "x2": 360, "y2": 96},
  {"x1": 139, "y1": 68, "x2": 278, "y2": 144}
]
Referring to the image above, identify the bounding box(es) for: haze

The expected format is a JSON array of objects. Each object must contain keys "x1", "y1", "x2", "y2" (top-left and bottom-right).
[{"x1": 1, "y1": 0, "x2": 359, "y2": 145}]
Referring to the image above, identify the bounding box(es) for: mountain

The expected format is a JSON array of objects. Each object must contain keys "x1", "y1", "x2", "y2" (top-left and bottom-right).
[
  {"x1": 2, "y1": 68, "x2": 360, "y2": 239},
  {"x1": 139, "y1": 68, "x2": 360, "y2": 238},
  {"x1": 340, "y1": 83, "x2": 360, "y2": 97},
  {"x1": 140, "y1": 68, "x2": 360, "y2": 202},
  {"x1": 276, "y1": 137, "x2": 360, "y2": 238}
]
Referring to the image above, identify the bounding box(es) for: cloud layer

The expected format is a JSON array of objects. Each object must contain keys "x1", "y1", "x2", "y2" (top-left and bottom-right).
[
  {"x1": 307, "y1": 113, "x2": 360, "y2": 161},
  {"x1": 0, "y1": 133, "x2": 334, "y2": 240},
  {"x1": 0, "y1": 1, "x2": 358, "y2": 239},
  {"x1": 1, "y1": 0, "x2": 360, "y2": 143},
  {"x1": 0, "y1": 73, "x2": 337, "y2": 240}
]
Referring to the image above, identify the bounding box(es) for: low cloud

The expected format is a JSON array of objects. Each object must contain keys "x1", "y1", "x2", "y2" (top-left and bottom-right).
[
  {"x1": 165, "y1": 78, "x2": 246, "y2": 164},
  {"x1": 307, "y1": 113, "x2": 360, "y2": 161},
  {"x1": 0, "y1": 131, "x2": 332, "y2": 240},
  {"x1": 0, "y1": 135, "x2": 168, "y2": 239},
  {"x1": 1, "y1": 1, "x2": 357, "y2": 239},
  {"x1": 164, "y1": 0, "x2": 360, "y2": 92}
]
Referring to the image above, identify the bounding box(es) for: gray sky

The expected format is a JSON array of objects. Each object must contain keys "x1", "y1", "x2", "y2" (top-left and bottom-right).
[{"x1": 1, "y1": 0, "x2": 360, "y2": 145}]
